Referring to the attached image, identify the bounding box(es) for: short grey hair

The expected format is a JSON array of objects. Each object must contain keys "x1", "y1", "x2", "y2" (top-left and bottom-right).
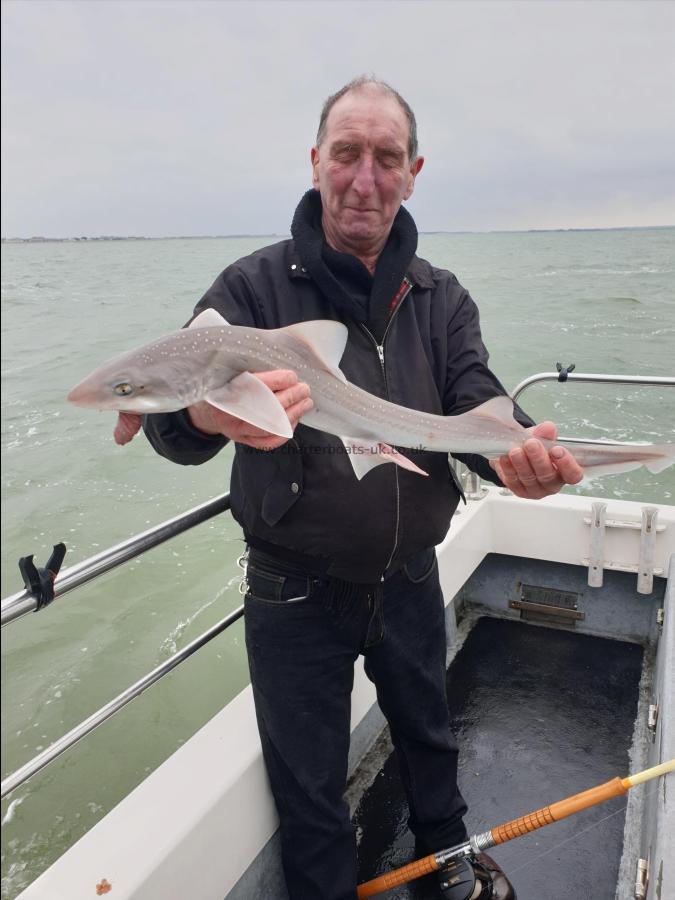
[{"x1": 316, "y1": 76, "x2": 419, "y2": 162}]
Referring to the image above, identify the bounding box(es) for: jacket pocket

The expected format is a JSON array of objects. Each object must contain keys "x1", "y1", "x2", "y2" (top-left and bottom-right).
[
  {"x1": 259, "y1": 443, "x2": 304, "y2": 527},
  {"x1": 403, "y1": 547, "x2": 437, "y2": 584}
]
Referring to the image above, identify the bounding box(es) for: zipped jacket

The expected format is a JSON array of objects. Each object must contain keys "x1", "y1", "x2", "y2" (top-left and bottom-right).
[{"x1": 143, "y1": 239, "x2": 532, "y2": 583}]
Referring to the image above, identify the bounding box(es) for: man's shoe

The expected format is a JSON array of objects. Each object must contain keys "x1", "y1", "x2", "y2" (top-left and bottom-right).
[{"x1": 437, "y1": 852, "x2": 516, "y2": 900}]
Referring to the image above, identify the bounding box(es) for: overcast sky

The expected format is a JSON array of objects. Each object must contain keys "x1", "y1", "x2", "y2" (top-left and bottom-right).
[{"x1": 2, "y1": 0, "x2": 674, "y2": 237}]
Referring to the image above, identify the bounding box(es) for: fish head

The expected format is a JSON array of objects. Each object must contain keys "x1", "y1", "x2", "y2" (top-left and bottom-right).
[{"x1": 67, "y1": 345, "x2": 191, "y2": 413}]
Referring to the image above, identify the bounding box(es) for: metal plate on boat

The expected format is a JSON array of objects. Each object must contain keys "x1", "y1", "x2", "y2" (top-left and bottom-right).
[{"x1": 510, "y1": 583, "x2": 584, "y2": 628}]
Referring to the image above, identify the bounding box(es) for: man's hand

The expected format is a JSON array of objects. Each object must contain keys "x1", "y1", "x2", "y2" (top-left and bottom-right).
[
  {"x1": 489, "y1": 421, "x2": 584, "y2": 499},
  {"x1": 187, "y1": 370, "x2": 313, "y2": 450}
]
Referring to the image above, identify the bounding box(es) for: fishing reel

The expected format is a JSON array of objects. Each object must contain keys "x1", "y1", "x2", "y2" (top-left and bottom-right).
[{"x1": 438, "y1": 855, "x2": 494, "y2": 900}]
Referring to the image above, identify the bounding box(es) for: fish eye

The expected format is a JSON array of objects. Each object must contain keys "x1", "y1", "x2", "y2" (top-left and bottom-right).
[{"x1": 113, "y1": 382, "x2": 134, "y2": 396}]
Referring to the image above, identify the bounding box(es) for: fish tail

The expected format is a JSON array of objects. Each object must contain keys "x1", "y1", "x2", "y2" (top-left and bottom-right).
[{"x1": 645, "y1": 443, "x2": 675, "y2": 474}]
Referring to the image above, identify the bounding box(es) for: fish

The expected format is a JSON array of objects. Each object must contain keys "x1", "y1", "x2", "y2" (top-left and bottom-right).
[{"x1": 67, "y1": 310, "x2": 675, "y2": 481}]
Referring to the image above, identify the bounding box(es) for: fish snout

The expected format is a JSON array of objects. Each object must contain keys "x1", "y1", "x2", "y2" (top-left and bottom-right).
[
  {"x1": 67, "y1": 377, "x2": 121, "y2": 410},
  {"x1": 67, "y1": 380, "x2": 99, "y2": 408},
  {"x1": 67, "y1": 376, "x2": 171, "y2": 413}
]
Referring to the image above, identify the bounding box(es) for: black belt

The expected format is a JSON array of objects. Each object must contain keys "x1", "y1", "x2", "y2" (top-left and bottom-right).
[{"x1": 244, "y1": 533, "x2": 421, "y2": 587}]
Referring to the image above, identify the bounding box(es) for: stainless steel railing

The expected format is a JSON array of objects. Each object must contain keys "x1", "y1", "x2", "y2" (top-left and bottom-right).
[
  {"x1": 1, "y1": 492, "x2": 237, "y2": 798},
  {"x1": 512, "y1": 371, "x2": 675, "y2": 403},
  {"x1": 1, "y1": 492, "x2": 232, "y2": 627},
  {"x1": 1, "y1": 603, "x2": 244, "y2": 798},
  {"x1": 511, "y1": 370, "x2": 675, "y2": 448}
]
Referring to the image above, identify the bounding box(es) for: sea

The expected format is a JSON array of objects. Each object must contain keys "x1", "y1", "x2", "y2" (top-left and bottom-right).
[{"x1": 1, "y1": 228, "x2": 674, "y2": 897}]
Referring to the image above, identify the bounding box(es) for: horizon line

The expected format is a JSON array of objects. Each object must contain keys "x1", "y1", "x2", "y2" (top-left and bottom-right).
[{"x1": 2, "y1": 224, "x2": 674, "y2": 242}]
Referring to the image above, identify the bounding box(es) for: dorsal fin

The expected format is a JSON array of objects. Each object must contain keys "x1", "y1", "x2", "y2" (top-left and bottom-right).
[
  {"x1": 280, "y1": 320, "x2": 348, "y2": 369},
  {"x1": 189, "y1": 308, "x2": 229, "y2": 329}
]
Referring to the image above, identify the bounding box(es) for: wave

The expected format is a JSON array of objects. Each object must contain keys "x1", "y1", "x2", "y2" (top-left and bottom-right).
[
  {"x1": 157, "y1": 587, "x2": 227, "y2": 658},
  {"x1": 531, "y1": 266, "x2": 671, "y2": 277}
]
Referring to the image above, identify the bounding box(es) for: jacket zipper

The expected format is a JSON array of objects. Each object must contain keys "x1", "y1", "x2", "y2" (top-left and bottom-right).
[{"x1": 359, "y1": 279, "x2": 414, "y2": 581}]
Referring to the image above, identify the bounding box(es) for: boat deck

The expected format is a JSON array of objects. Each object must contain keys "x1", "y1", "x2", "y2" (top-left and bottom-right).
[
  {"x1": 14, "y1": 493, "x2": 672, "y2": 900},
  {"x1": 353, "y1": 616, "x2": 644, "y2": 899}
]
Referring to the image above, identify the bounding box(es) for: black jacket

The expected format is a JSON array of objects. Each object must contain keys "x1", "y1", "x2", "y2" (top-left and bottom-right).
[{"x1": 143, "y1": 238, "x2": 532, "y2": 583}]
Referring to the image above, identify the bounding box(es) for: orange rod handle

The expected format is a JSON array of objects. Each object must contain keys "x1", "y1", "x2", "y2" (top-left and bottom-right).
[
  {"x1": 357, "y1": 853, "x2": 439, "y2": 898},
  {"x1": 491, "y1": 777, "x2": 627, "y2": 845}
]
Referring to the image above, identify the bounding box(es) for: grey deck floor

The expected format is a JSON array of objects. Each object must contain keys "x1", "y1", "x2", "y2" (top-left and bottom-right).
[{"x1": 354, "y1": 617, "x2": 644, "y2": 900}]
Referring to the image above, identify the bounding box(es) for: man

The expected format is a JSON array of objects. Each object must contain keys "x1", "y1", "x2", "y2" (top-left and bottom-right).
[{"x1": 140, "y1": 77, "x2": 583, "y2": 899}]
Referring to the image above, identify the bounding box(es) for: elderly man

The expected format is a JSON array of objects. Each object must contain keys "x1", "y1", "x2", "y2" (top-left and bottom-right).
[{"x1": 142, "y1": 77, "x2": 583, "y2": 900}]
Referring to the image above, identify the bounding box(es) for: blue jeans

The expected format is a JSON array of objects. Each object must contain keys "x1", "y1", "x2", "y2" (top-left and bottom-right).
[{"x1": 244, "y1": 546, "x2": 468, "y2": 900}]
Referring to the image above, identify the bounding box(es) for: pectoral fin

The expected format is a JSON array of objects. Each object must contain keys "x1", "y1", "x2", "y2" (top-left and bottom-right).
[
  {"x1": 205, "y1": 372, "x2": 293, "y2": 438},
  {"x1": 340, "y1": 437, "x2": 428, "y2": 480}
]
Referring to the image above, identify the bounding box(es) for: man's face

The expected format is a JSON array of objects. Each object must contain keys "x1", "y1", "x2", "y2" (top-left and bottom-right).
[{"x1": 311, "y1": 86, "x2": 424, "y2": 257}]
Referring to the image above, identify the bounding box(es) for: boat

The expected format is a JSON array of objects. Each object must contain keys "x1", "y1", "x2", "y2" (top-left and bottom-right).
[{"x1": 2, "y1": 369, "x2": 674, "y2": 900}]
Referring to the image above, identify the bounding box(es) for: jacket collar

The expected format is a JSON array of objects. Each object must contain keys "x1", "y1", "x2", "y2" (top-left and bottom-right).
[
  {"x1": 286, "y1": 245, "x2": 311, "y2": 279},
  {"x1": 406, "y1": 255, "x2": 435, "y2": 290},
  {"x1": 287, "y1": 245, "x2": 435, "y2": 291}
]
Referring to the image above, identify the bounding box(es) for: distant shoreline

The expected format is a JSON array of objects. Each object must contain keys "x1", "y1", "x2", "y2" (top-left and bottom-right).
[
  {"x1": 2, "y1": 225, "x2": 673, "y2": 244},
  {"x1": 0, "y1": 234, "x2": 288, "y2": 244}
]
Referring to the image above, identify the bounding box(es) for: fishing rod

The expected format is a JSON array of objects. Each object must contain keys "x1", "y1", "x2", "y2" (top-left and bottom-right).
[{"x1": 357, "y1": 759, "x2": 674, "y2": 898}]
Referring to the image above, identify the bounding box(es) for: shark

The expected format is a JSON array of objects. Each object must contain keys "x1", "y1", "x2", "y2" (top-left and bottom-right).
[{"x1": 68, "y1": 309, "x2": 675, "y2": 481}]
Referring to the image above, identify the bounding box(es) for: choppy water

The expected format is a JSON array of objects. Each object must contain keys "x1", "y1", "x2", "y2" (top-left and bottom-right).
[{"x1": 1, "y1": 229, "x2": 674, "y2": 896}]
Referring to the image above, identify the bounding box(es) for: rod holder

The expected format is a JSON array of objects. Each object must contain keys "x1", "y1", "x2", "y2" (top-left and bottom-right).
[
  {"x1": 637, "y1": 507, "x2": 658, "y2": 595},
  {"x1": 588, "y1": 502, "x2": 607, "y2": 587},
  {"x1": 463, "y1": 471, "x2": 487, "y2": 501}
]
